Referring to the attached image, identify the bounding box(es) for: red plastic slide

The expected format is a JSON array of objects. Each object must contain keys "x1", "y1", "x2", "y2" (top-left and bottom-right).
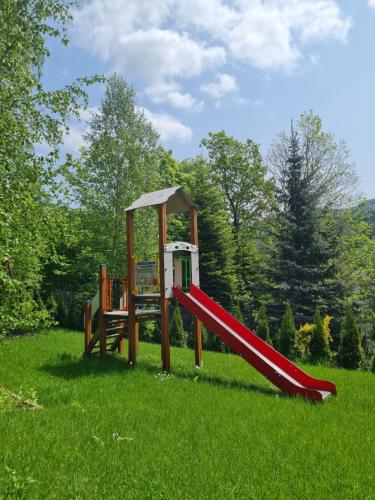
[{"x1": 173, "y1": 284, "x2": 336, "y2": 402}]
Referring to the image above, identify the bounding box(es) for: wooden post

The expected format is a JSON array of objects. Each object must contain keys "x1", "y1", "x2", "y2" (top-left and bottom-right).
[
  {"x1": 117, "y1": 320, "x2": 125, "y2": 354},
  {"x1": 127, "y1": 210, "x2": 137, "y2": 365},
  {"x1": 158, "y1": 203, "x2": 170, "y2": 372},
  {"x1": 190, "y1": 207, "x2": 202, "y2": 368},
  {"x1": 99, "y1": 264, "x2": 107, "y2": 358},
  {"x1": 84, "y1": 300, "x2": 92, "y2": 355}
]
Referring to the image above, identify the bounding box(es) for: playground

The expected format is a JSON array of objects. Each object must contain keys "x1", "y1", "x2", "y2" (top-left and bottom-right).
[
  {"x1": 0, "y1": 329, "x2": 374, "y2": 498},
  {"x1": 1, "y1": 187, "x2": 374, "y2": 498},
  {"x1": 83, "y1": 187, "x2": 336, "y2": 402}
]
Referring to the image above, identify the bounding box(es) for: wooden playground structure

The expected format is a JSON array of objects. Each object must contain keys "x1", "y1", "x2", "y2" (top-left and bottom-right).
[
  {"x1": 83, "y1": 186, "x2": 336, "y2": 401},
  {"x1": 84, "y1": 187, "x2": 202, "y2": 371}
]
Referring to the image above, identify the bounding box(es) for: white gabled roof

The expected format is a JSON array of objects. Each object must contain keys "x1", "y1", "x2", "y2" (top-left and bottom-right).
[{"x1": 125, "y1": 186, "x2": 197, "y2": 213}]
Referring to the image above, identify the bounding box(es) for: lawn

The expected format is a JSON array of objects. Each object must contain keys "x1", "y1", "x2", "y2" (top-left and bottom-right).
[{"x1": 0, "y1": 328, "x2": 374, "y2": 499}]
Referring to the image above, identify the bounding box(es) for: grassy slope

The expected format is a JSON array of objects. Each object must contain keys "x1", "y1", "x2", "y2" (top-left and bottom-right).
[{"x1": 0, "y1": 329, "x2": 374, "y2": 499}]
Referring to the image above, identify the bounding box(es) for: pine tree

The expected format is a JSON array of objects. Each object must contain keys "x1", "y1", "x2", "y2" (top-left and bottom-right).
[
  {"x1": 271, "y1": 123, "x2": 344, "y2": 325},
  {"x1": 169, "y1": 305, "x2": 187, "y2": 347},
  {"x1": 256, "y1": 304, "x2": 272, "y2": 345},
  {"x1": 278, "y1": 303, "x2": 297, "y2": 358},
  {"x1": 338, "y1": 304, "x2": 363, "y2": 369},
  {"x1": 309, "y1": 307, "x2": 330, "y2": 362}
]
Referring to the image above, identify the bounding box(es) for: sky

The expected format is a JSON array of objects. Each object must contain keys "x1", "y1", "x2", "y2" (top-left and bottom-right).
[{"x1": 43, "y1": 0, "x2": 375, "y2": 199}]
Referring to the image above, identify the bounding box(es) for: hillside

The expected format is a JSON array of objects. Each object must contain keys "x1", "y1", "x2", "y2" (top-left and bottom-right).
[{"x1": 0, "y1": 329, "x2": 374, "y2": 499}]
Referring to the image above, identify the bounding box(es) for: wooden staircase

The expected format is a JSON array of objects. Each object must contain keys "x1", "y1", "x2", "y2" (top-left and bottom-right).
[
  {"x1": 84, "y1": 265, "x2": 128, "y2": 358},
  {"x1": 83, "y1": 265, "x2": 161, "y2": 358},
  {"x1": 85, "y1": 317, "x2": 126, "y2": 356}
]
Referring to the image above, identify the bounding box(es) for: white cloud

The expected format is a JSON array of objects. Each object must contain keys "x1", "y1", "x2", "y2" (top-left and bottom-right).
[
  {"x1": 201, "y1": 73, "x2": 237, "y2": 98},
  {"x1": 234, "y1": 97, "x2": 264, "y2": 108},
  {"x1": 146, "y1": 83, "x2": 204, "y2": 112},
  {"x1": 368, "y1": 0, "x2": 375, "y2": 9},
  {"x1": 140, "y1": 107, "x2": 193, "y2": 143},
  {"x1": 117, "y1": 29, "x2": 225, "y2": 84},
  {"x1": 73, "y1": 0, "x2": 352, "y2": 130},
  {"x1": 173, "y1": 0, "x2": 352, "y2": 71}
]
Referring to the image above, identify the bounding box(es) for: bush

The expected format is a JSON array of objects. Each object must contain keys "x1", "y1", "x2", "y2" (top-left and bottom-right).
[
  {"x1": 338, "y1": 303, "x2": 363, "y2": 369},
  {"x1": 169, "y1": 305, "x2": 187, "y2": 347},
  {"x1": 256, "y1": 304, "x2": 272, "y2": 345},
  {"x1": 309, "y1": 307, "x2": 330, "y2": 362},
  {"x1": 278, "y1": 303, "x2": 297, "y2": 358},
  {"x1": 371, "y1": 354, "x2": 375, "y2": 373}
]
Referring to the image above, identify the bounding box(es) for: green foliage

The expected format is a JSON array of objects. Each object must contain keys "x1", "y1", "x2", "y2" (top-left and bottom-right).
[
  {"x1": 371, "y1": 354, "x2": 375, "y2": 373},
  {"x1": 0, "y1": 0, "x2": 98, "y2": 335},
  {"x1": 309, "y1": 307, "x2": 330, "y2": 362},
  {"x1": 270, "y1": 120, "x2": 345, "y2": 325},
  {"x1": 1, "y1": 329, "x2": 375, "y2": 499},
  {"x1": 182, "y1": 159, "x2": 237, "y2": 312},
  {"x1": 201, "y1": 131, "x2": 275, "y2": 309},
  {"x1": 70, "y1": 74, "x2": 161, "y2": 274},
  {"x1": 256, "y1": 304, "x2": 272, "y2": 345},
  {"x1": 337, "y1": 209, "x2": 375, "y2": 342},
  {"x1": 278, "y1": 303, "x2": 297, "y2": 358},
  {"x1": 169, "y1": 305, "x2": 187, "y2": 348},
  {"x1": 338, "y1": 304, "x2": 363, "y2": 369}
]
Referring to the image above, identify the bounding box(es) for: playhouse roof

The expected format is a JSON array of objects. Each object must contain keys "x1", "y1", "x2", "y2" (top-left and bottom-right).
[{"x1": 125, "y1": 186, "x2": 197, "y2": 213}]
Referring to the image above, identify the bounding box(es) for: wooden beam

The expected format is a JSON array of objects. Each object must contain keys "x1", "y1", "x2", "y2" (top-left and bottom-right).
[
  {"x1": 99, "y1": 264, "x2": 107, "y2": 358},
  {"x1": 126, "y1": 210, "x2": 137, "y2": 365},
  {"x1": 118, "y1": 319, "x2": 125, "y2": 354},
  {"x1": 190, "y1": 207, "x2": 202, "y2": 368},
  {"x1": 158, "y1": 203, "x2": 170, "y2": 372},
  {"x1": 84, "y1": 300, "x2": 92, "y2": 356}
]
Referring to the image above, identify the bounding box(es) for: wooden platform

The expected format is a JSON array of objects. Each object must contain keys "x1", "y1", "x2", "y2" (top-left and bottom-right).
[
  {"x1": 104, "y1": 309, "x2": 161, "y2": 319},
  {"x1": 133, "y1": 293, "x2": 160, "y2": 303}
]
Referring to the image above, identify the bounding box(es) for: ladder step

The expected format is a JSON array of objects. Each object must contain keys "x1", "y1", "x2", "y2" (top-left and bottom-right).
[
  {"x1": 105, "y1": 333, "x2": 124, "y2": 339},
  {"x1": 105, "y1": 327, "x2": 124, "y2": 333}
]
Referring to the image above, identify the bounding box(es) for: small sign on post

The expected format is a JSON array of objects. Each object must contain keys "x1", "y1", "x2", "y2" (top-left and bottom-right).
[{"x1": 136, "y1": 260, "x2": 159, "y2": 290}]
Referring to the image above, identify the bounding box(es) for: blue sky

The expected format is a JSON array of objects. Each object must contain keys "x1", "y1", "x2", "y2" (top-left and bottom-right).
[{"x1": 44, "y1": 0, "x2": 375, "y2": 199}]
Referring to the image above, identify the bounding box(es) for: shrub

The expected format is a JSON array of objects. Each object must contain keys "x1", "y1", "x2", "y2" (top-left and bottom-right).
[
  {"x1": 169, "y1": 305, "x2": 187, "y2": 347},
  {"x1": 338, "y1": 303, "x2": 363, "y2": 369},
  {"x1": 371, "y1": 354, "x2": 375, "y2": 373},
  {"x1": 256, "y1": 304, "x2": 272, "y2": 345},
  {"x1": 278, "y1": 303, "x2": 297, "y2": 358},
  {"x1": 309, "y1": 307, "x2": 330, "y2": 362}
]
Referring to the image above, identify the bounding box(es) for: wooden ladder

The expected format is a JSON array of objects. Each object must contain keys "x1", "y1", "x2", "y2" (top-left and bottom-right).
[{"x1": 84, "y1": 315, "x2": 126, "y2": 357}]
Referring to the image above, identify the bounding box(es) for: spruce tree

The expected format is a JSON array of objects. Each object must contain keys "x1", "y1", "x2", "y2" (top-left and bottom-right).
[
  {"x1": 278, "y1": 303, "x2": 297, "y2": 358},
  {"x1": 272, "y1": 124, "x2": 344, "y2": 325},
  {"x1": 256, "y1": 304, "x2": 272, "y2": 345},
  {"x1": 338, "y1": 304, "x2": 363, "y2": 369},
  {"x1": 169, "y1": 305, "x2": 187, "y2": 347},
  {"x1": 309, "y1": 307, "x2": 330, "y2": 362}
]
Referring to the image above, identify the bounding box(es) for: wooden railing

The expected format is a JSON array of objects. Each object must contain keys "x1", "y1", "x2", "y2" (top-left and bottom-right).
[{"x1": 104, "y1": 276, "x2": 127, "y2": 311}]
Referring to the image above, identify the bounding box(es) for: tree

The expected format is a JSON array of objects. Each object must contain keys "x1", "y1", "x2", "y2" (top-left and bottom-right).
[
  {"x1": 268, "y1": 111, "x2": 358, "y2": 210},
  {"x1": 337, "y1": 209, "x2": 375, "y2": 347},
  {"x1": 169, "y1": 305, "x2": 187, "y2": 347},
  {"x1": 184, "y1": 159, "x2": 236, "y2": 312},
  {"x1": 270, "y1": 123, "x2": 345, "y2": 325},
  {"x1": 371, "y1": 354, "x2": 375, "y2": 373},
  {"x1": 70, "y1": 74, "x2": 161, "y2": 274},
  {"x1": 309, "y1": 307, "x2": 330, "y2": 362},
  {"x1": 200, "y1": 131, "x2": 275, "y2": 312},
  {"x1": 278, "y1": 303, "x2": 297, "y2": 358},
  {"x1": 256, "y1": 304, "x2": 272, "y2": 345},
  {"x1": 338, "y1": 304, "x2": 363, "y2": 369},
  {"x1": 0, "y1": 0, "x2": 97, "y2": 335}
]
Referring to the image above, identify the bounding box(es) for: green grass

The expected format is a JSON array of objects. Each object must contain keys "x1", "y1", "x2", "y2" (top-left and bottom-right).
[{"x1": 0, "y1": 328, "x2": 374, "y2": 499}]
